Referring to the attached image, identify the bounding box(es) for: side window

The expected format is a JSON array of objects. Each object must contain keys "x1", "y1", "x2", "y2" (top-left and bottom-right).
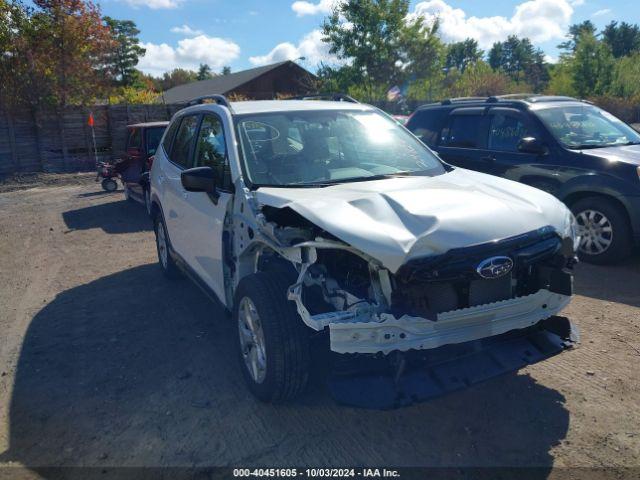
[
  {"x1": 127, "y1": 128, "x2": 142, "y2": 149},
  {"x1": 194, "y1": 114, "x2": 232, "y2": 190},
  {"x1": 162, "y1": 120, "x2": 180, "y2": 155},
  {"x1": 488, "y1": 114, "x2": 529, "y2": 152},
  {"x1": 408, "y1": 110, "x2": 445, "y2": 146},
  {"x1": 169, "y1": 115, "x2": 200, "y2": 168},
  {"x1": 443, "y1": 115, "x2": 485, "y2": 148}
]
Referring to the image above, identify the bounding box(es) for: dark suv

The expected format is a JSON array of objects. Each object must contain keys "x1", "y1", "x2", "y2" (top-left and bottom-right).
[{"x1": 406, "y1": 95, "x2": 640, "y2": 264}]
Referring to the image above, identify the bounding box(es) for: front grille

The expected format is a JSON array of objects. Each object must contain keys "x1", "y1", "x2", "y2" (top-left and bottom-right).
[{"x1": 391, "y1": 226, "x2": 566, "y2": 318}]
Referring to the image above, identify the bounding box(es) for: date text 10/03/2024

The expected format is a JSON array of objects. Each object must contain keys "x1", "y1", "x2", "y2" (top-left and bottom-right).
[{"x1": 233, "y1": 468, "x2": 401, "y2": 478}]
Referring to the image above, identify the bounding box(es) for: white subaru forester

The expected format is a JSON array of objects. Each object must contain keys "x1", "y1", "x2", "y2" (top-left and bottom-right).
[{"x1": 149, "y1": 95, "x2": 580, "y2": 408}]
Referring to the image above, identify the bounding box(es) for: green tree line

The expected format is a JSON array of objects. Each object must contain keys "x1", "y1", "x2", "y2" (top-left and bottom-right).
[
  {"x1": 319, "y1": 1, "x2": 640, "y2": 110},
  {"x1": 2, "y1": 0, "x2": 640, "y2": 111}
]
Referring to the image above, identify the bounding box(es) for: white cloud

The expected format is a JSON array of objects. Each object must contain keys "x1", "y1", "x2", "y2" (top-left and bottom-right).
[
  {"x1": 570, "y1": 0, "x2": 585, "y2": 6},
  {"x1": 170, "y1": 25, "x2": 203, "y2": 36},
  {"x1": 122, "y1": 0, "x2": 182, "y2": 9},
  {"x1": 249, "y1": 29, "x2": 339, "y2": 67},
  {"x1": 591, "y1": 8, "x2": 611, "y2": 18},
  {"x1": 411, "y1": 0, "x2": 574, "y2": 50},
  {"x1": 138, "y1": 35, "x2": 240, "y2": 76},
  {"x1": 291, "y1": 0, "x2": 341, "y2": 17}
]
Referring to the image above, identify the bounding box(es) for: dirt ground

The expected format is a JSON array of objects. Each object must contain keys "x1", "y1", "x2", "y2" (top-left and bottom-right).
[{"x1": 0, "y1": 177, "x2": 638, "y2": 478}]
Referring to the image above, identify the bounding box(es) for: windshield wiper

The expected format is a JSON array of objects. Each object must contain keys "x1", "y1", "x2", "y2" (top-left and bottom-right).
[
  {"x1": 568, "y1": 144, "x2": 619, "y2": 150},
  {"x1": 299, "y1": 171, "x2": 422, "y2": 186}
]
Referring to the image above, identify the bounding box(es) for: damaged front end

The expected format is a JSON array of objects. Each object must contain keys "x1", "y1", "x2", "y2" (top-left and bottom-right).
[{"x1": 248, "y1": 202, "x2": 578, "y2": 408}]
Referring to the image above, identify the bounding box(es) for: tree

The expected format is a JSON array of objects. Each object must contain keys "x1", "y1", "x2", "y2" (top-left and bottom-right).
[
  {"x1": 546, "y1": 62, "x2": 577, "y2": 96},
  {"x1": 444, "y1": 61, "x2": 522, "y2": 98},
  {"x1": 197, "y1": 63, "x2": 213, "y2": 80},
  {"x1": 572, "y1": 31, "x2": 614, "y2": 97},
  {"x1": 488, "y1": 36, "x2": 548, "y2": 91},
  {"x1": 602, "y1": 21, "x2": 640, "y2": 58},
  {"x1": 1, "y1": 0, "x2": 115, "y2": 108},
  {"x1": 608, "y1": 52, "x2": 640, "y2": 98},
  {"x1": 221, "y1": 66, "x2": 231, "y2": 75},
  {"x1": 103, "y1": 16, "x2": 145, "y2": 87},
  {"x1": 322, "y1": 0, "x2": 432, "y2": 94},
  {"x1": 558, "y1": 20, "x2": 597, "y2": 54},
  {"x1": 158, "y1": 68, "x2": 198, "y2": 91},
  {"x1": 445, "y1": 38, "x2": 483, "y2": 72},
  {"x1": 32, "y1": 0, "x2": 115, "y2": 106}
]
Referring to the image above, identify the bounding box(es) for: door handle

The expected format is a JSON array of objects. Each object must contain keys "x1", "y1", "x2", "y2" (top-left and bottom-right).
[{"x1": 481, "y1": 155, "x2": 496, "y2": 162}]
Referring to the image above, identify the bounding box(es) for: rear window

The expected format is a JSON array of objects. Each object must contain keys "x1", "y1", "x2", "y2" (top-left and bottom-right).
[
  {"x1": 406, "y1": 109, "x2": 447, "y2": 146},
  {"x1": 146, "y1": 127, "x2": 165, "y2": 156}
]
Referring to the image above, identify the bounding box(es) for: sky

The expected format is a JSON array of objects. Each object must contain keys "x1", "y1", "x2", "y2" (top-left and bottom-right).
[{"x1": 93, "y1": 0, "x2": 640, "y2": 76}]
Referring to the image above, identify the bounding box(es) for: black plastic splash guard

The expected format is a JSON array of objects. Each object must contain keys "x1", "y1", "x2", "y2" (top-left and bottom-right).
[{"x1": 328, "y1": 316, "x2": 579, "y2": 409}]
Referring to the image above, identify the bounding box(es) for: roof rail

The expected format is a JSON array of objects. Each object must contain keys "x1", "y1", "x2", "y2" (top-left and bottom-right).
[
  {"x1": 441, "y1": 97, "x2": 488, "y2": 105},
  {"x1": 188, "y1": 94, "x2": 233, "y2": 110},
  {"x1": 292, "y1": 93, "x2": 359, "y2": 103}
]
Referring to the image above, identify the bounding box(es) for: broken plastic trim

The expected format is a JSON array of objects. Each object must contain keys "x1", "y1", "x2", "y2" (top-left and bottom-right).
[{"x1": 328, "y1": 315, "x2": 579, "y2": 409}]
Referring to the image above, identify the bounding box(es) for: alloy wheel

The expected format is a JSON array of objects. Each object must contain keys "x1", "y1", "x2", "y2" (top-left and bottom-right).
[
  {"x1": 157, "y1": 222, "x2": 168, "y2": 269},
  {"x1": 238, "y1": 296, "x2": 267, "y2": 384},
  {"x1": 576, "y1": 209, "x2": 613, "y2": 255}
]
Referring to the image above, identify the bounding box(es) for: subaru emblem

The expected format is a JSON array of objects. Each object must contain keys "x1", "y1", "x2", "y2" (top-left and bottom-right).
[{"x1": 476, "y1": 256, "x2": 513, "y2": 279}]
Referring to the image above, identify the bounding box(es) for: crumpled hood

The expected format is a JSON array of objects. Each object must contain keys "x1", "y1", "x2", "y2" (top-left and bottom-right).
[
  {"x1": 255, "y1": 169, "x2": 569, "y2": 273},
  {"x1": 581, "y1": 143, "x2": 640, "y2": 166}
]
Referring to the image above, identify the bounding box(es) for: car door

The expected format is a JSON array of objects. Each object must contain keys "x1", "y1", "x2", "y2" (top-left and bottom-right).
[
  {"x1": 182, "y1": 112, "x2": 234, "y2": 302},
  {"x1": 162, "y1": 114, "x2": 201, "y2": 258},
  {"x1": 435, "y1": 108, "x2": 491, "y2": 172},
  {"x1": 485, "y1": 108, "x2": 554, "y2": 188}
]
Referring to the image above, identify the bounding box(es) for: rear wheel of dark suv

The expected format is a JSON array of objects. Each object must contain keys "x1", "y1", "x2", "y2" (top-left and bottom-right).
[{"x1": 571, "y1": 197, "x2": 632, "y2": 264}]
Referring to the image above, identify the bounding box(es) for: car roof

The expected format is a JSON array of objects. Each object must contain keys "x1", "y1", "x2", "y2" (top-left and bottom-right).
[
  {"x1": 127, "y1": 121, "x2": 169, "y2": 128},
  {"x1": 415, "y1": 95, "x2": 590, "y2": 112},
  {"x1": 179, "y1": 100, "x2": 375, "y2": 117}
]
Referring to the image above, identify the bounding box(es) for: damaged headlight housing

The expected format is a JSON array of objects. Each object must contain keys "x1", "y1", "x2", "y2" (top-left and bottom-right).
[{"x1": 562, "y1": 209, "x2": 580, "y2": 252}]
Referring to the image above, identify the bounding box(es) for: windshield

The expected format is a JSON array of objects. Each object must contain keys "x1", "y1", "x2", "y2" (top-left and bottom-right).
[
  {"x1": 534, "y1": 104, "x2": 640, "y2": 149},
  {"x1": 235, "y1": 110, "x2": 445, "y2": 187}
]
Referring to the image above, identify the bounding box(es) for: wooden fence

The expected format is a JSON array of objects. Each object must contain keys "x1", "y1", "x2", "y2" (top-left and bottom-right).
[
  {"x1": 0, "y1": 104, "x2": 185, "y2": 176},
  {"x1": 2, "y1": 99, "x2": 640, "y2": 177}
]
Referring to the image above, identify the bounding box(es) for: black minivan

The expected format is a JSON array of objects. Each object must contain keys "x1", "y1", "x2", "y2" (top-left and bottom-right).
[{"x1": 406, "y1": 95, "x2": 640, "y2": 264}]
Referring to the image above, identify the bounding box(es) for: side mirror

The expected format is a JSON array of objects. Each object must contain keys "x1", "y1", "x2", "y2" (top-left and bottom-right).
[
  {"x1": 181, "y1": 166, "x2": 217, "y2": 195},
  {"x1": 518, "y1": 136, "x2": 548, "y2": 155}
]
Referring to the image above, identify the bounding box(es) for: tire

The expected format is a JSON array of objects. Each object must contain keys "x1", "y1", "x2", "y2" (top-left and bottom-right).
[
  {"x1": 234, "y1": 272, "x2": 310, "y2": 403},
  {"x1": 571, "y1": 196, "x2": 632, "y2": 264},
  {"x1": 101, "y1": 178, "x2": 117, "y2": 192},
  {"x1": 154, "y1": 215, "x2": 181, "y2": 279},
  {"x1": 144, "y1": 188, "x2": 152, "y2": 217}
]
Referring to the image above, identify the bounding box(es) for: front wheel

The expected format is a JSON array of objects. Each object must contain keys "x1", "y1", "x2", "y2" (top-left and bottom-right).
[
  {"x1": 154, "y1": 216, "x2": 181, "y2": 279},
  {"x1": 101, "y1": 178, "x2": 117, "y2": 192},
  {"x1": 571, "y1": 197, "x2": 632, "y2": 264},
  {"x1": 234, "y1": 272, "x2": 310, "y2": 403}
]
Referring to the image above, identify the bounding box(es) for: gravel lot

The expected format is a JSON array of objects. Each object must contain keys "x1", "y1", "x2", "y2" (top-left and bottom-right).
[{"x1": 0, "y1": 177, "x2": 638, "y2": 478}]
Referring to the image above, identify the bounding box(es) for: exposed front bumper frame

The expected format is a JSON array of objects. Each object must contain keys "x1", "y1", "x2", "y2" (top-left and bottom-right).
[{"x1": 330, "y1": 289, "x2": 571, "y2": 354}]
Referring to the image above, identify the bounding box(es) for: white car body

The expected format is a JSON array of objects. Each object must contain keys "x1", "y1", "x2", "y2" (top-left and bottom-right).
[{"x1": 150, "y1": 99, "x2": 577, "y2": 359}]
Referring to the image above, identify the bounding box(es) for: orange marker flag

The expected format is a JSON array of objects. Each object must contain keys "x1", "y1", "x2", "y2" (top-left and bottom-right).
[{"x1": 88, "y1": 112, "x2": 95, "y2": 127}]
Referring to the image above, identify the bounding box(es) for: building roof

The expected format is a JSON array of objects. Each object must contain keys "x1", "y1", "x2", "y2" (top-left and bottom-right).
[{"x1": 162, "y1": 61, "x2": 315, "y2": 104}]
